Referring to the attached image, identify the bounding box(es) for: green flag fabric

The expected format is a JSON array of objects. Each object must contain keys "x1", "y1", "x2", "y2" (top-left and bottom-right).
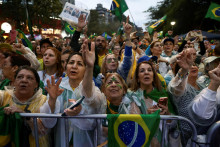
[
  {"x1": 110, "y1": 0, "x2": 128, "y2": 21},
  {"x1": 205, "y1": 2, "x2": 220, "y2": 22},
  {"x1": 144, "y1": 88, "x2": 177, "y2": 115},
  {"x1": 16, "y1": 29, "x2": 33, "y2": 50},
  {"x1": 107, "y1": 110, "x2": 160, "y2": 147},
  {"x1": 65, "y1": 22, "x2": 76, "y2": 34},
  {"x1": 0, "y1": 104, "x2": 23, "y2": 147},
  {"x1": 148, "y1": 15, "x2": 167, "y2": 35}
]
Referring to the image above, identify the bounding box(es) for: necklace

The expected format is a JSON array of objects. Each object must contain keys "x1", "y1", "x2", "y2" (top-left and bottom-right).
[{"x1": 106, "y1": 100, "x2": 119, "y2": 114}]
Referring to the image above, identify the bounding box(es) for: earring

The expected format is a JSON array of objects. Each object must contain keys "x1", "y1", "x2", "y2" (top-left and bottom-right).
[{"x1": 34, "y1": 88, "x2": 39, "y2": 92}]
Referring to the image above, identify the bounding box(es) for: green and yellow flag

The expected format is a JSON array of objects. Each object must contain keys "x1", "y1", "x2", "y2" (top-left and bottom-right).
[
  {"x1": 107, "y1": 110, "x2": 160, "y2": 147},
  {"x1": 148, "y1": 15, "x2": 167, "y2": 35},
  {"x1": 110, "y1": 0, "x2": 128, "y2": 21},
  {"x1": 205, "y1": 2, "x2": 220, "y2": 22},
  {"x1": 16, "y1": 29, "x2": 33, "y2": 50},
  {"x1": 65, "y1": 22, "x2": 76, "y2": 34},
  {"x1": 0, "y1": 104, "x2": 23, "y2": 147}
]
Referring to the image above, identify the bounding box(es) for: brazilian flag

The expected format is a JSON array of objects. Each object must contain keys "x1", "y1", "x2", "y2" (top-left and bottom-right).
[
  {"x1": 16, "y1": 29, "x2": 33, "y2": 50},
  {"x1": 110, "y1": 0, "x2": 128, "y2": 21},
  {"x1": 148, "y1": 16, "x2": 167, "y2": 35},
  {"x1": 205, "y1": 2, "x2": 220, "y2": 22},
  {"x1": 65, "y1": 22, "x2": 76, "y2": 34},
  {"x1": 0, "y1": 104, "x2": 23, "y2": 147},
  {"x1": 108, "y1": 110, "x2": 160, "y2": 147}
]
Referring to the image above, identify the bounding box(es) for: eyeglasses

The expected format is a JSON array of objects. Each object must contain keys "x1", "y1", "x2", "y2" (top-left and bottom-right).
[
  {"x1": 164, "y1": 43, "x2": 173, "y2": 46},
  {"x1": 106, "y1": 58, "x2": 118, "y2": 63},
  {"x1": 154, "y1": 44, "x2": 162, "y2": 47}
]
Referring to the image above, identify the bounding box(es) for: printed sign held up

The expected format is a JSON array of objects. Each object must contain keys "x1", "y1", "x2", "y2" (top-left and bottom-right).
[{"x1": 59, "y1": 2, "x2": 90, "y2": 27}]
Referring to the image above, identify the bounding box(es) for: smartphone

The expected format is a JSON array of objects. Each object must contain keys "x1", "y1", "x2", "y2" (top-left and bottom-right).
[
  {"x1": 158, "y1": 97, "x2": 168, "y2": 106},
  {"x1": 211, "y1": 45, "x2": 216, "y2": 49},
  {"x1": 61, "y1": 96, "x2": 85, "y2": 116}
]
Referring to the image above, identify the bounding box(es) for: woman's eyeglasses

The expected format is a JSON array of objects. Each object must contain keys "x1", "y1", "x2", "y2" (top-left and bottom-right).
[{"x1": 106, "y1": 58, "x2": 118, "y2": 63}]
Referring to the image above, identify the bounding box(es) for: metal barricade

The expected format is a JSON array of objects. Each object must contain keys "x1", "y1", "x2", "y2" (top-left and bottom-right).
[
  {"x1": 19, "y1": 113, "x2": 197, "y2": 147},
  {"x1": 206, "y1": 121, "x2": 220, "y2": 147}
]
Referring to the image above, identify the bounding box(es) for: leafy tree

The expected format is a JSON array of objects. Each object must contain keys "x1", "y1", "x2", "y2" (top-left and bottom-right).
[
  {"x1": 145, "y1": 0, "x2": 220, "y2": 35},
  {"x1": 0, "y1": 0, "x2": 62, "y2": 32}
]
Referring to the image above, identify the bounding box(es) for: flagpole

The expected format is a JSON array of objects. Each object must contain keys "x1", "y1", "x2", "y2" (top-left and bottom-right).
[{"x1": 125, "y1": 0, "x2": 137, "y2": 31}]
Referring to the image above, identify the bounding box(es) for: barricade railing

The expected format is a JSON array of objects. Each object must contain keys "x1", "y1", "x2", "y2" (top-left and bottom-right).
[
  {"x1": 206, "y1": 120, "x2": 220, "y2": 147},
  {"x1": 19, "y1": 113, "x2": 198, "y2": 147}
]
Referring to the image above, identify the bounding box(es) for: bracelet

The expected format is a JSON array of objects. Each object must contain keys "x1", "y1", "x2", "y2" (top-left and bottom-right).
[{"x1": 177, "y1": 72, "x2": 189, "y2": 79}]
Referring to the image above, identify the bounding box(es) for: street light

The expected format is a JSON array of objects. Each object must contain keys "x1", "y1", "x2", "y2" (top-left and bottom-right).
[
  {"x1": 170, "y1": 21, "x2": 176, "y2": 30},
  {"x1": 1, "y1": 22, "x2": 12, "y2": 33}
]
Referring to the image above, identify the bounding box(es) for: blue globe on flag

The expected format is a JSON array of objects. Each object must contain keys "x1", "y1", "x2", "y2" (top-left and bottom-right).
[
  {"x1": 215, "y1": 8, "x2": 220, "y2": 16},
  {"x1": 118, "y1": 121, "x2": 146, "y2": 146}
]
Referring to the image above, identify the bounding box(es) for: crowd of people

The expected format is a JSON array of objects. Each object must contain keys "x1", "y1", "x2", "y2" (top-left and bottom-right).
[{"x1": 0, "y1": 14, "x2": 219, "y2": 147}]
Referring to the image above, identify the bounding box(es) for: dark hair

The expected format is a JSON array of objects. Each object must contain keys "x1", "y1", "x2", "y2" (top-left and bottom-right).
[
  {"x1": 62, "y1": 49, "x2": 72, "y2": 55},
  {"x1": 40, "y1": 39, "x2": 53, "y2": 48},
  {"x1": 9, "y1": 53, "x2": 31, "y2": 67},
  {"x1": 65, "y1": 52, "x2": 85, "y2": 69},
  {"x1": 15, "y1": 65, "x2": 40, "y2": 88}
]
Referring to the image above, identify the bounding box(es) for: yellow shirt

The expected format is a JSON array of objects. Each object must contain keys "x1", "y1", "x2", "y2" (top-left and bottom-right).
[
  {"x1": 98, "y1": 54, "x2": 106, "y2": 68},
  {"x1": 38, "y1": 58, "x2": 44, "y2": 71}
]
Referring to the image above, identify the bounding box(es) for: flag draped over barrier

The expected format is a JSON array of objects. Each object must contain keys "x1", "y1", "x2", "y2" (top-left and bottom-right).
[
  {"x1": 205, "y1": 2, "x2": 220, "y2": 22},
  {"x1": 148, "y1": 15, "x2": 167, "y2": 35},
  {"x1": 110, "y1": 0, "x2": 128, "y2": 21},
  {"x1": 107, "y1": 110, "x2": 160, "y2": 147}
]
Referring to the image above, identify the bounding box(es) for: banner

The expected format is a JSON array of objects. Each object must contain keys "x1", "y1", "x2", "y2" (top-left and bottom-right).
[{"x1": 148, "y1": 15, "x2": 167, "y2": 35}]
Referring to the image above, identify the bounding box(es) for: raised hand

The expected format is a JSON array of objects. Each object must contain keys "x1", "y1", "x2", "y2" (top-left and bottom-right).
[
  {"x1": 174, "y1": 35, "x2": 179, "y2": 45},
  {"x1": 153, "y1": 31, "x2": 158, "y2": 42},
  {"x1": 77, "y1": 14, "x2": 88, "y2": 31},
  {"x1": 81, "y1": 39, "x2": 95, "y2": 68},
  {"x1": 185, "y1": 31, "x2": 193, "y2": 41},
  {"x1": 195, "y1": 30, "x2": 203, "y2": 41},
  {"x1": 12, "y1": 43, "x2": 27, "y2": 54},
  {"x1": 176, "y1": 50, "x2": 193, "y2": 72},
  {"x1": 209, "y1": 64, "x2": 220, "y2": 86},
  {"x1": 123, "y1": 16, "x2": 132, "y2": 36},
  {"x1": 45, "y1": 76, "x2": 64, "y2": 100}
]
